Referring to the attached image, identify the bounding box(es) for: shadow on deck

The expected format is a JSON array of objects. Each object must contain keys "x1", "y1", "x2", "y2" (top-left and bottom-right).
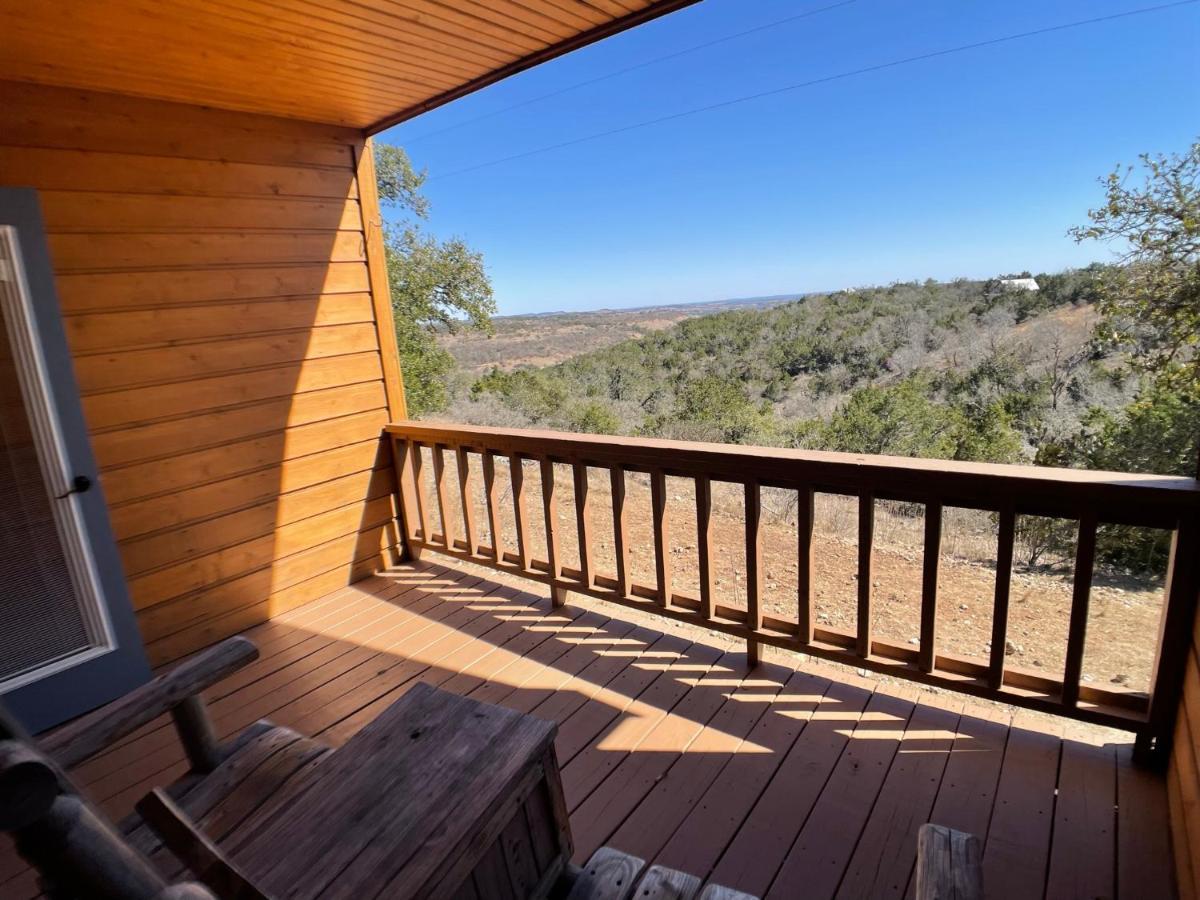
[{"x1": 3, "y1": 559, "x2": 1176, "y2": 899}]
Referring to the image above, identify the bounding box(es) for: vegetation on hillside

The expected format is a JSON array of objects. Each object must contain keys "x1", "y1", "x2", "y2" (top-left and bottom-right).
[{"x1": 459, "y1": 270, "x2": 1112, "y2": 458}]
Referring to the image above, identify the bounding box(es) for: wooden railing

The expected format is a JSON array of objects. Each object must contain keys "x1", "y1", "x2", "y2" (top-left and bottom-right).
[{"x1": 384, "y1": 421, "x2": 1200, "y2": 761}]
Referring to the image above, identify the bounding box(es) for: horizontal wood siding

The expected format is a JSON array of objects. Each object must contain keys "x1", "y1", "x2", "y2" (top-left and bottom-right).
[
  {"x1": 1170, "y1": 603, "x2": 1200, "y2": 900},
  {"x1": 0, "y1": 82, "x2": 401, "y2": 664}
]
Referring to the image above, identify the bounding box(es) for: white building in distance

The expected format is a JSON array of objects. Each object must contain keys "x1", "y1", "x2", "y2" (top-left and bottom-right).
[{"x1": 999, "y1": 277, "x2": 1040, "y2": 291}]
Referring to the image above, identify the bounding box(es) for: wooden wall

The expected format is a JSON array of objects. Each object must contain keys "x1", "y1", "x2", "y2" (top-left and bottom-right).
[
  {"x1": 1170, "y1": 601, "x2": 1200, "y2": 899},
  {"x1": 0, "y1": 81, "x2": 404, "y2": 665}
]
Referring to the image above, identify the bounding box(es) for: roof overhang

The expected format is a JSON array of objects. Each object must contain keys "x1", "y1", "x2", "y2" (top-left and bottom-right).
[{"x1": 0, "y1": 0, "x2": 701, "y2": 133}]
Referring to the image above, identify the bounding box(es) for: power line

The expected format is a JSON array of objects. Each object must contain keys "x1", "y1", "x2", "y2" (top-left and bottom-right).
[
  {"x1": 429, "y1": 0, "x2": 1198, "y2": 181},
  {"x1": 401, "y1": 0, "x2": 857, "y2": 145}
]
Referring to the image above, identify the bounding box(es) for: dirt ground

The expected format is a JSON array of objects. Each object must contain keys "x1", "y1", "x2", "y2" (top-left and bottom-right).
[
  {"x1": 418, "y1": 456, "x2": 1166, "y2": 698},
  {"x1": 440, "y1": 298, "x2": 795, "y2": 373}
]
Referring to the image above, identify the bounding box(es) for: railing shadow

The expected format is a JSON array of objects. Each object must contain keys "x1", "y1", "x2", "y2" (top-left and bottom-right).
[{"x1": 45, "y1": 558, "x2": 1165, "y2": 900}]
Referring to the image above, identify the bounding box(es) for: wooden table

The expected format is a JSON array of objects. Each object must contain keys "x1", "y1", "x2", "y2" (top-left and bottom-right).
[{"x1": 226, "y1": 682, "x2": 571, "y2": 899}]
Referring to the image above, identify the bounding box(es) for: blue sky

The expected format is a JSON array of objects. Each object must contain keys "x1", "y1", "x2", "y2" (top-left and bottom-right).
[{"x1": 379, "y1": 0, "x2": 1200, "y2": 316}]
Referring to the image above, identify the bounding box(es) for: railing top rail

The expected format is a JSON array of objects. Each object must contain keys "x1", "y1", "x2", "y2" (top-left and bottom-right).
[{"x1": 386, "y1": 421, "x2": 1199, "y2": 527}]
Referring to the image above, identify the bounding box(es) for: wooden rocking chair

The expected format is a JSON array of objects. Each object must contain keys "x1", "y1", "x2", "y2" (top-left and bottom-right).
[{"x1": 0, "y1": 636, "x2": 319, "y2": 899}]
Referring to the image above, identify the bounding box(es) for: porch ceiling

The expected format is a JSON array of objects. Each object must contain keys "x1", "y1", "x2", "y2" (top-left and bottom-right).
[{"x1": 0, "y1": 0, "x2": 699, "y2": 132}]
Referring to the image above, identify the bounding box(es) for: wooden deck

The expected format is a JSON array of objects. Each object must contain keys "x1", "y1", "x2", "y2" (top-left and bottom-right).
[{"x1": 2, "y1": 559, "x2": 1177, "y2": 899}]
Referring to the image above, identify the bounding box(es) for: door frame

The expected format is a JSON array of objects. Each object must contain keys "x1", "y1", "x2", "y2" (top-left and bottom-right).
[{"x1": 0, "y1": 188, "x2": 150, "y2": 733}]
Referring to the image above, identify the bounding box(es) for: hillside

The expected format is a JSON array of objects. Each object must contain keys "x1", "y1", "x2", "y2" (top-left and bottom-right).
[
  {"x1": 442, "y1": 268, "x2": 1126, "y2": 465},
  {"x1": 441, "y1": 294, "x2": 800, "y2": 373},
  {"x1": 421, "y1": 267, "x2": 1182, "y2": 693}
]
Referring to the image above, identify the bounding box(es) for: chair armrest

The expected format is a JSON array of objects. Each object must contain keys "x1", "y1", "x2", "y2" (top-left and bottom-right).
[
  {"x1": 42, "y1": 637, "x2": 259, "y2": 769},
  {"x1": 137, "y1": 788, "x2": 268, "y2": 900},
  {"x1": 915, "y1": 823, "x2": 983, "y2": 900}
]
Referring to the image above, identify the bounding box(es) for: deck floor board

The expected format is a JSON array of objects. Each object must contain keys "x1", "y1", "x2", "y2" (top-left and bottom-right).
[{"x1": 1, "y1": 560, "x2": 1174, "y2": 899}]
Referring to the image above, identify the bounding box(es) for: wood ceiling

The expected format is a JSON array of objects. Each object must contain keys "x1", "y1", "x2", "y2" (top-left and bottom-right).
[{"x1": 0, "y1": 0, "x2": 699, "y2": 132}]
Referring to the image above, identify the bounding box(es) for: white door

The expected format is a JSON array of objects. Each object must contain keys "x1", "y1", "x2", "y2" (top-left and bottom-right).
[{"x1": 0, "y1": 190, "x2": 148, "y2": 733}]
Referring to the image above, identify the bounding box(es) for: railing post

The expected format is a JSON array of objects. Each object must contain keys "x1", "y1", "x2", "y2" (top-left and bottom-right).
[{"x1": 1137, "y1": 515, "x2": 1200, "y2": 766}]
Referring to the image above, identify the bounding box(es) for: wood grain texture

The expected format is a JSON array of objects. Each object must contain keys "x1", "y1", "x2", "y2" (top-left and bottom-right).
[
  {"x1": 696, "y1": 476, "x2": 714, "y2": 621},
  {"x1": 857, "y1": 490, "x2": 874, "y2": 658},
  {"x1": 611, "y1": 466, "x2": 631, "y2": 599},
  {"x1": 388, "y1": 421, "x2": 1177, "y2": 735},
  {"x1": 744, "y1": 479, "x2": 763, "y2": 665},
  {"x1": 385, "y1": 421, "x2": 1199, "y2": 527},
  {"x1": 355, "y1": 137, "x2": 408, "y2": 419},
  {"x1": 1168, "y1": 592, "x2": 1200, "y2": 900},
  {"x1": 797, "y1": 487, "x2": 814, "y2": 644},
  {"x1": 650, "y1": 469, "x2": 671, "y2": 609},
  {"x1": 42, "y1": 637, "x2": 258, "y2": 769},
  {"x1": 232, "y1": 683, "x2": 559, "y2": 899},
  {"x1": 7, "y1": 561, "x2": 1173, "y2": 900},
  {"x1": 919, "y1": 502, "x2": 942, "y2": 674},
  {"x1": 0, "y1": 2, "x2": 698, "y2": 130},
  {"x1": 0, "y1": 84, "x2": 399, "y2": 662},
  {"x1": 566, "y1": 847, "x2": 645, "y2": 900},
  {"x1": 914, "y1": 824, "x2": 982, "y2": 900}
]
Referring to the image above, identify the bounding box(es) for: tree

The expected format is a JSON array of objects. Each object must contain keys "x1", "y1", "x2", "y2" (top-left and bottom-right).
[
  {"x1": 810, "y1": 377, "x2": 1022, "y2": 463},
  {"x1": 374, "y1": 144, "x2": 495, "y2": 415},
  {"x1": 667, "y1": 375, "x2": 776, "y2": 444},
  {"x1": 1053, "y1": 139, "x2": 1200, "y2": 569},
  {"x1": 1069, "y1": 140, "x2": 1200, "y2": 388}
]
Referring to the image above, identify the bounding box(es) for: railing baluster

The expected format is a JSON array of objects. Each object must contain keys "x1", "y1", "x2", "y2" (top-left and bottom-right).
[
  {"x1": 988, "y1": 506, "x2": 1016, "y2": 690},
  {"x1": 385, "y1": 423, "x2": 1172, "y2": 738},
  {"x1": 1062, "y1": 512, "x2": 1098, "y2": 707},
  {"x1": 408, "y1": 440, "x2": 430, "y2": 543},
  {"x1": 573, "y1": 463, "x2": 593, "y2": 590},
  {"x1": 798, "y1": 487, "x2": 814, "y2": 644},
  {"x1": 696, "y1": 476, "x2": 715, "y2": 621},
  {"x1": 745, "y1": 478, "x2": 763, "y2": 666},
  {"x1": 650, "y1": 469, "x2": 671, "y2": 608},
  {"x1": 456, "y1": 446, "x2": 478, "y2": 556},
  {"x1": 482, "y1": 451, "x2": 503, "y2": 565},
  {"x1": 541, "y1": 457, "x2": 564, "y2": 606},
  {"x1": 510, "y1": 453, "x2": 531, "y2": 572},
  {"x1": 432, "y1": 444, "x2": 455, "y2": 551},
  {"x1": 611, "y1": 465, "x2": 630, "y2": 599},
  {"x1": 919, "y1": 501, "x2": 942, "y2": 673},
  {"x1": 857, "y1": 490, "x2": 874, "y2": 658}
]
